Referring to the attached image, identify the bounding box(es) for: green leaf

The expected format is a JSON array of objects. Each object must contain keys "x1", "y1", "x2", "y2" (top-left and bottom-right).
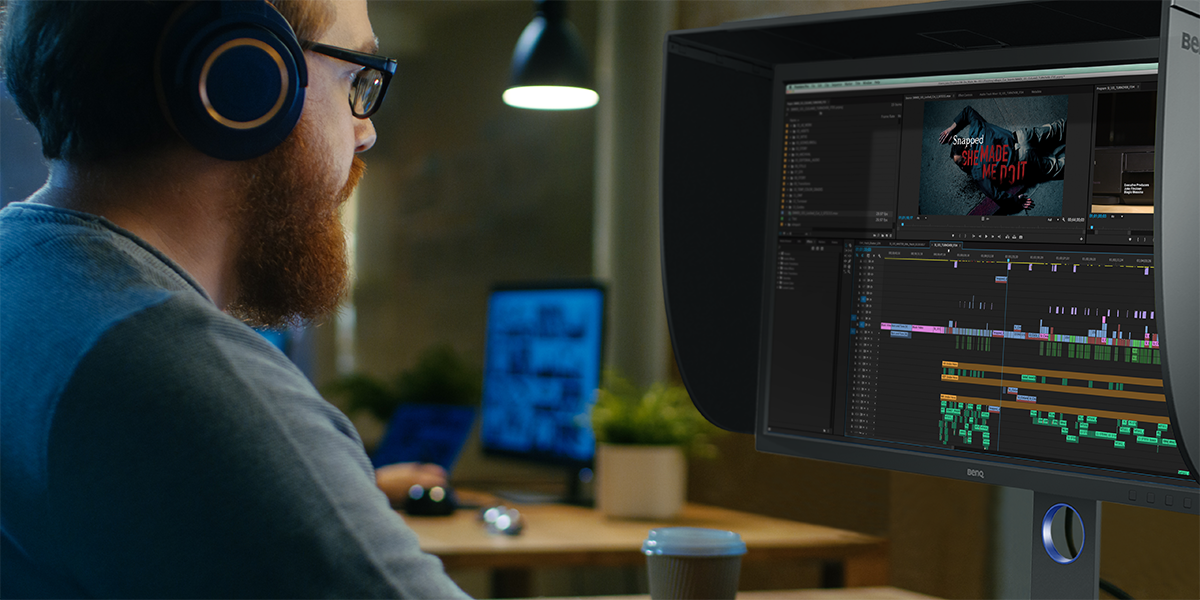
[
  {"x1": 590, "y1": 369, "x2": 723, "y2": 456},
  {"x1": 321, "y1": 344, "x2": 481, "y2": 422}
]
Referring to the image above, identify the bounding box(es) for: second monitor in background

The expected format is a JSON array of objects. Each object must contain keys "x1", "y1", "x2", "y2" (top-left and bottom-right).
[{"x1": 479, "y1": 281, "x2": 606, "y2": 505}]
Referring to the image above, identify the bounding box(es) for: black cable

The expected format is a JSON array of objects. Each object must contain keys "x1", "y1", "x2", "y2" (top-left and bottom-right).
[
  {"x1": 1064, "y1": 506, "x2": 1078, "y2": 558},
  {"x1": 1100, "y1": 577, "x2": 1134, "y2": 600},
  {"x1": 1055, "y1": 508, "x2": 1131, "y2": 599}
]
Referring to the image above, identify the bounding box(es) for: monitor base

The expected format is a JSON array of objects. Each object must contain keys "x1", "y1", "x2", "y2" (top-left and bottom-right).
[{"x1": 493, "y1": 466, "x2": 595, "y2": 507}]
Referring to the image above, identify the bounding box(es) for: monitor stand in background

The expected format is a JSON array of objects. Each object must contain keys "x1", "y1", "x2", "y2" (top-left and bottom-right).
[{"x1": 494, "y1": 465, "x2": 594, "y2": 507}]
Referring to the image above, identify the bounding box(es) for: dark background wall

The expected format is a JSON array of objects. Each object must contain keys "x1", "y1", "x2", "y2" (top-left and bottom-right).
[
  {"x1": 352, "y1": 1, "x2": 598, "y2": 382},
  {"x1": 1, "y1": 76, "x2": 48, "y2": 205}
]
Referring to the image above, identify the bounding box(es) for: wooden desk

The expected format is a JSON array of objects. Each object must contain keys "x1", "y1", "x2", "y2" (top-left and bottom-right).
[
  {"x1": 549, "y1": 587, "x2": 937, "y2": 600},
  {"x1": 403, "y1": 501, "x2": 888, "y2": 595}
]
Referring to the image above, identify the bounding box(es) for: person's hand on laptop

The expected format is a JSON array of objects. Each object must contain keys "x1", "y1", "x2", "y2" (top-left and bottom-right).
[{"x1": 376, "y1": 463, "x2": 448, "y2": 504}]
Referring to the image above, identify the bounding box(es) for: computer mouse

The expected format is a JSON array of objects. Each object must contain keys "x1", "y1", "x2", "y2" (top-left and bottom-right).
[
  {"x1": 403, "y1": 484, "x2": 457, "y2": 517},
  {"x1": 479, "y1": 505, "x2": 525, "y2": 536}
]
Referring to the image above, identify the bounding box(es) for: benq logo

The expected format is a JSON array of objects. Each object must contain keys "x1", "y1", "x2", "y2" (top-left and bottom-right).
[
  {"x1": 1184, "y1": 31, "x2": 1200, "y2": 54},
  {"x1": 967, "y1": 468, "x2": 986, "y2": 479}
]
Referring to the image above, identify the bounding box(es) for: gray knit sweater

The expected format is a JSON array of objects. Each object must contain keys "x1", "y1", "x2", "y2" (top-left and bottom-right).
[{"x1": 0, "y1": 202, "x2": 469, "y2": 598}]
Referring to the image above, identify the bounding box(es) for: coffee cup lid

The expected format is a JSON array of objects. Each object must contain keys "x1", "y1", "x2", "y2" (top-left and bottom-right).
[{"x1": 642, "y1": 527, "x2": 747, "y2": 557}]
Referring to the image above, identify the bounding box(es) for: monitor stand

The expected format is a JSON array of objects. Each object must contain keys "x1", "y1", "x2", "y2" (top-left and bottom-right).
[
  {"x1": 1030, "y1": 492, "x2": 1101, "y2": 599},
  {"x1": 493, "y1": 466, "x2": 595, "y2": 507}
]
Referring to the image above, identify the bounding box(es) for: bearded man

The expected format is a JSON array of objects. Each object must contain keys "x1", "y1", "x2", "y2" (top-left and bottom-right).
[{"x1": 0, "y1": 1, "x2": 469, "y2": 597}]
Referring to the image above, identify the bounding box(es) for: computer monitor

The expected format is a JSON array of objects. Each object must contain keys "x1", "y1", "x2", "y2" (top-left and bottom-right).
[
  {"x1": 758, "y1": 59, "x2": 1196, "y2": 496},
  {"x1": 479, "y1": 281, "x2": 606, "y2": 503},
  {"x1": 661, "y1": 1, "x2": 1197, "y2": 596}
]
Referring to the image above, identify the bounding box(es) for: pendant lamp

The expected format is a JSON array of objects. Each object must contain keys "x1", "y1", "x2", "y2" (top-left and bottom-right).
[{"x1": 503, "y1": 0, "x2": 598, "y2": 110}]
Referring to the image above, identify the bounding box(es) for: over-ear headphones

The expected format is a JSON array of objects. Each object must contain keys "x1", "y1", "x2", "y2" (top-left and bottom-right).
[{"x1": 156, "y1": 0, "x2": 307, "y2": 161}]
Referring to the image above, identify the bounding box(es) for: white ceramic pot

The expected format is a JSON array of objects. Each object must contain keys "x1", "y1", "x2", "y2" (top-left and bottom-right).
[{"x1": 595, "y1": 443, "x2": 686, "y2": 520}]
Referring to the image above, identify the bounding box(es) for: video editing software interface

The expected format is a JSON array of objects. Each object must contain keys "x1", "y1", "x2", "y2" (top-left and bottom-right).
[{"x1": 764, "y1": 62, "x2": 1196, "y2": 489}]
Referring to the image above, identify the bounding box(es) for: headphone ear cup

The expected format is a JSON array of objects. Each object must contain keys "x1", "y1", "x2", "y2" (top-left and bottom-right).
[{"x1": 156, "y1": 1, "x2": 306, "y2": 161}]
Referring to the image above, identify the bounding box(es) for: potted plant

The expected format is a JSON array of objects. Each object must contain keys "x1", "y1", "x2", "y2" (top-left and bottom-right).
[
  {"x1": 323, "y1": 344, "x2": 481, "y2": 464},
  {"x1": 590, "y1": 371, "x2": 718, "y2": 520}
]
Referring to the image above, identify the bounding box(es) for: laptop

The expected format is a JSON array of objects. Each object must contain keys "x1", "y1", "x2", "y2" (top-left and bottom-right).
[{"x1": 371, "y1": 404, "x2": 477, "y2": 472}]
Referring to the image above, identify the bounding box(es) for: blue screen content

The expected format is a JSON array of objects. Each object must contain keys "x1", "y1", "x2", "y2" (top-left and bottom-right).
[{"x1": 480, "y1": 287, "x2": 604, "y2": 464}]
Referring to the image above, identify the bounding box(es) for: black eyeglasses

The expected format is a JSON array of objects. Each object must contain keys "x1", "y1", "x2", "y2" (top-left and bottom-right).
[{"x1": 301, "y1": 41, "x2": 397, "y2": 119}]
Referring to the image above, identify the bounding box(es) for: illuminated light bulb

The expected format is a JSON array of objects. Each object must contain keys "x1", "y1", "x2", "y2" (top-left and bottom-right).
[{"x1": 503, "y1": 85, "x2": 598, "y2": 110}]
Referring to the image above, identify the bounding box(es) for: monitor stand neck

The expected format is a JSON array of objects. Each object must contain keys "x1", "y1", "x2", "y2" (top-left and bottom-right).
[
  {"x1": 493, "y1": 466, "x2": 594, "y2": 507},
  {"x1": 561, "y1": 466, "x2": 594, "y2": 507},
  {"x1": 1030, "y1": 492, "x2": 1101, "y2": 599}
]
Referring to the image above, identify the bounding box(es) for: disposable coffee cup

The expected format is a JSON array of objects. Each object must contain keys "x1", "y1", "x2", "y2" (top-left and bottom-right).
[{"x1": 642, "y1": 527, "x2": 746, "y2": 600}]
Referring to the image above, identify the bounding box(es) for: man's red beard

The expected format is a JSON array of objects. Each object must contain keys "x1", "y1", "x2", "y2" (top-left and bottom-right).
[{"x1": 226, "y1": 121, "x2": 365, "y2": 329}]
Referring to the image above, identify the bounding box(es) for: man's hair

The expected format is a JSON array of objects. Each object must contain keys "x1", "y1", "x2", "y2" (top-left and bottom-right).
[
  {"x1": 950, "y1": 142, "x2": 971, "y2": 172},
  {"x1": 2, "y1": 1, "x2": 334, "y2": 163}
]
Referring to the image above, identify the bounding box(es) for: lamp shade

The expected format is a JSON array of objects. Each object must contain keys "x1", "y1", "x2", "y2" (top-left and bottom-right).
[{"x1": 504, "y1": 0, "x2": 597, "y2": 110}]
